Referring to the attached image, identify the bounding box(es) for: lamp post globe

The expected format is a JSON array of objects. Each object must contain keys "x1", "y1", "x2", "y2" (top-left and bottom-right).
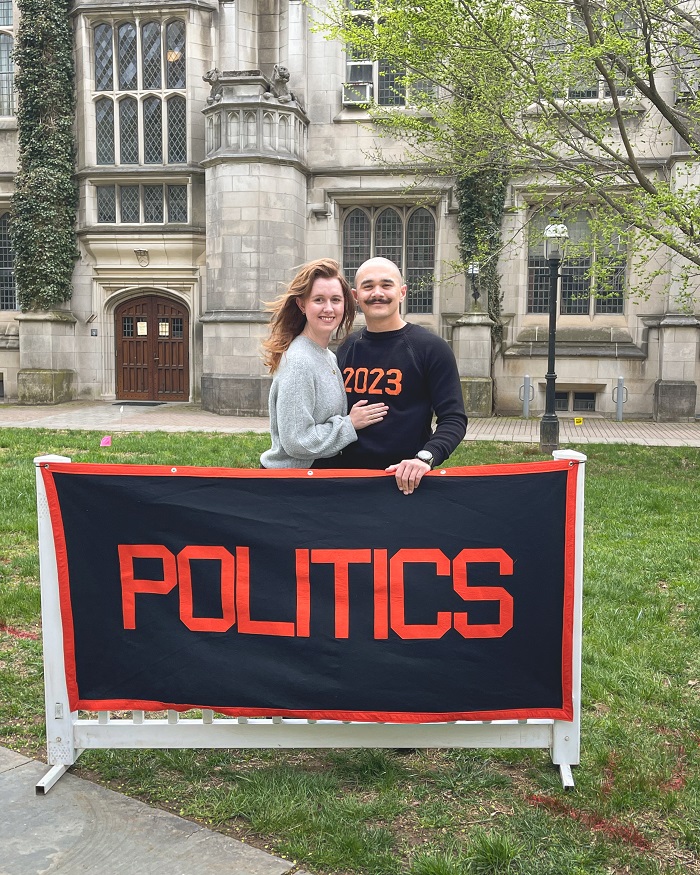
[{"x1": 539, "y1": 214, "x2": 569, "y2": 455}]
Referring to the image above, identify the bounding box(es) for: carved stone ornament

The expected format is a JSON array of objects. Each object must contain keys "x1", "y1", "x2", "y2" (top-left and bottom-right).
[
  {"x1": 262, "y1": 65, "x2": 296, "y2": 104},
  {"x1": 203, "y1": 68, "x2": 223, "y2": 105}
]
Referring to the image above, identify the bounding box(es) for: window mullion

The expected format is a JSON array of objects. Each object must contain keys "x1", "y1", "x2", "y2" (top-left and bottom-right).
[{"x1": 135, "y1": 20, "x2": 143, "y2": 164}]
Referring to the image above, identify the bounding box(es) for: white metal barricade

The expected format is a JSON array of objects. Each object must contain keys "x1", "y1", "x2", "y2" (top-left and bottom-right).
[{"x1": 34, "y1": 451, "x2": 585, "y2": 794}]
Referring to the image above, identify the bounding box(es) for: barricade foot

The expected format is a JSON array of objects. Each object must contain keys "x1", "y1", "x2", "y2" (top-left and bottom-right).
[
  {"x1": 36, "y1": 763, "x2": 70, "y2": 795},
  {"x1": 558, "y1": 763, "x2": 575, "y2": 790}
]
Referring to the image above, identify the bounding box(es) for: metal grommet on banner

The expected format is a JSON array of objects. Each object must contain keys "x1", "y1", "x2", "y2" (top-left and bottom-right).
[
  {"x1": 440, "y1": 469, "x2": 447, "y2": 475},
  {"x1": 171, "y1": 468, "x2": 177, "y2": 473},
  {"x1": 307, "y1": 470, "x2": 314, "y2": 476}
]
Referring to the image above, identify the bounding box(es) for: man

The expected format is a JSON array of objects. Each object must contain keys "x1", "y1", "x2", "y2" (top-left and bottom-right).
[{"x1": 316, "y1": 257, "x2": 467, "y2": 494}]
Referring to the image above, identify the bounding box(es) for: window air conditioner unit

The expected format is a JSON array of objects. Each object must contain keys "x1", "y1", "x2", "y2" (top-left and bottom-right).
[{"x1": 342, "y1": 82, "x2": 372, "y2": 106}]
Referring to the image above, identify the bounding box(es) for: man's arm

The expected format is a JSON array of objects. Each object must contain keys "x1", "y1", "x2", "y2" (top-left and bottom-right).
[
  {"x1": 422, "y1": 336, "x2": 468, "y2": 465},
  {"x1": 387, "y1": 334, "x2": 467, "y2": 495}
]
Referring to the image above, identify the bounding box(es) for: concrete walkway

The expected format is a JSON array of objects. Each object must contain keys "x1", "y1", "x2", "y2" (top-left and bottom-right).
[
  {"x1": 0, "y1": 399, "x2": 698, "y2": 446},
  {"x1": 0, "y1": 748, "x2": 307, "y2": 875}
]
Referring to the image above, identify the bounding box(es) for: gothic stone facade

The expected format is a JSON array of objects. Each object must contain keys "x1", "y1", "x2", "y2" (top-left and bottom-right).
[{"x1": 0, "y1": 0, "x2": 698, "y2": 421}]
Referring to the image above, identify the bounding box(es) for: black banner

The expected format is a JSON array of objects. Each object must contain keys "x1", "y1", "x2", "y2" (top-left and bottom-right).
[{"x1": 42, "y1": 461, "x2": 578, "y2": 722}]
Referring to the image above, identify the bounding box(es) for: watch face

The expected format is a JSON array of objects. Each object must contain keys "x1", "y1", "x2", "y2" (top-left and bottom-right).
[{"x1": 416, "y1": 451, "x2": 434, "y2": 466}]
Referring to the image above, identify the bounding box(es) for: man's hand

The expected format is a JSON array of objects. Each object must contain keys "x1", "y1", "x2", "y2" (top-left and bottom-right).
[{"x1": 385, "y1": 458, "x2": 431, "y2": 495}]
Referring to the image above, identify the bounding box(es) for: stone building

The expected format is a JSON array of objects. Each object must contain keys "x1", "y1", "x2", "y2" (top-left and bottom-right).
[{"x1": 0, "y1": 0, "x2": 698, "y2": 421}]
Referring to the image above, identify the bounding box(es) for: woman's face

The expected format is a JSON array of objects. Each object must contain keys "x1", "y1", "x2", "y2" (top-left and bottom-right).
[{"x1": 298, "y1": 277, "x2": 345, "y2": 338}]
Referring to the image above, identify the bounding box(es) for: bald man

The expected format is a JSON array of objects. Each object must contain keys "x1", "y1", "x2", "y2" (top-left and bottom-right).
[{"x1": 314, "y1": 258, "x2": 467, "y2": 494}]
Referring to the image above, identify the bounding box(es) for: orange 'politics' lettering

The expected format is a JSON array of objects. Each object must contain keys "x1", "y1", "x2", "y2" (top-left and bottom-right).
[{"x1": 118, "y1": 544, "x2": 515, "y2": 640}]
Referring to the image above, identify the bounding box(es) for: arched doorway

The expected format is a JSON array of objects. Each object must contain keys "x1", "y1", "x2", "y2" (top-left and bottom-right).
[{"x1": 115, "y1": 295, "x2": 189, "y2": 401}]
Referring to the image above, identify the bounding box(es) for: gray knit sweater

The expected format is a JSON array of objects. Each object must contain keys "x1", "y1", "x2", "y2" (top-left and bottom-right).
[{"x1": 260, "y1": 334, "x2": 357, "y2": 468}]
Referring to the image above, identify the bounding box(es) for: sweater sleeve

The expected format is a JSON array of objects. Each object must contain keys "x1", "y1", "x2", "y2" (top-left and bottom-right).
[
  {"x1": 275, "y1": 359, "x2": 357, "y2": 460},
  {"x1": 421, "y1": 337, "x2": 468, "y2": 465}
]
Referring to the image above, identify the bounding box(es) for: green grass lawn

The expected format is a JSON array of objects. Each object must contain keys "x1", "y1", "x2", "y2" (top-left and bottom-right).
[{"x1": 1, "y1": 429, "x2": 698, "y2": 875}]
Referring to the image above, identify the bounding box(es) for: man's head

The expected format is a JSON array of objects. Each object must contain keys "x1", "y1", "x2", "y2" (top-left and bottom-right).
[{"x1": 353, "y1": 258, "x2": 407, "y2": 332}]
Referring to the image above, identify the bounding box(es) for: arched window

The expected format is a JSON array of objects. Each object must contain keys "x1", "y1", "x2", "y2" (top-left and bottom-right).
[
  {"x1": 94, "y1": 24, "x2": 113, "y2": 91},
  {"x1": 0, "y1": 212, "x2": 16, "y2": 310},
  {"x1": 342, "y1": 206, "x2": 436, "y2": 313},
  {"x1": 228, "y1": 112, "x2": 240, "y2": 150},
  {"x1": 342, "y1": 209, "x2": 371, "y2": 282},
  {"x1": 167, "y1": 95, "x2": 186, "y2": 162},
  {"x1": 143, "y1": 96, "x2": 162, "y2": 163},
  {"x1": 95, "y1": 97, "x2": 115, "y2": 164},
  {"x1": 141, "y1": 22, "x2": 161, "y2": 90},
  {"x1": 119, "y1": 97, "x2": 139, "y2": 164},
  {"x1": 406, "y1": 208, "x2": 435, "y2": 314},
  {"x1": 375, "y1": 208, "x2": 403, "y2": 269},
  {"x1": 166, "y1": 20, "x2": 186, "y2": 89},
  {"x1": 0, "y1": 33, "x2": 13, "y2": 116},
  {"x1": 117, "y1": 22, "x2": 137, "y2": 90}
]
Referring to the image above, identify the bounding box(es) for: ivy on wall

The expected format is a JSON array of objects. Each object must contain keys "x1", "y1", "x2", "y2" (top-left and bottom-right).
[
  {"x1": 11, "y1": 0, "x2": 77, "y2": 311},
  {"x1": 455, "y1": 170, "x2": 508, "y2": 344}
]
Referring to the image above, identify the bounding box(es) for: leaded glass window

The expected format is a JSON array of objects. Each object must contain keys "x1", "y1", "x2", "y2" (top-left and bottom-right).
[
  {"x1": 96, "y1": 184, "x2": 188, "y2": 225},
  {"x1": 0, "y1": 212, "x2": 16, "y2": 310},
  {"x1": 96, "y1": 185, "x2": 117, "y2": 222},
  {"x1": 166, "y1": 20, "x2": 186, "y2": 89},
  {"x1": 0, "y1": 33, "x2": 13, "y2": 116},
  {"x1": 167, "y1": 96, "x2": 186, "y2": 162},
  {"x1": 343, "y1": 209, "x2": 371, "y2": 283},
  {"x1": 560, "y1": 259, "x2": 591, "y2": 315},
  {"x1": 142, "y1": 22, "x2": 161, "y2": 90},
  {"x1": 377, "y1": 60, "x2": 406, "y2": 107},
  {"x1": 93, "y1": 19, "x2": 186, "y2": 166},
  {"x1": 120, "y1": 186, "x2": 140, "y2": 222},
  {"x1": 95, "y1": 97, "x2": 115, "y2": 164},
  {"x1": 344, "y1": 12, "x2": 406, "y2": 107},
  {"x1": 527, "y1": 211, "x2": 625, "y2": 315},
  {"x1": 143, "y1": 96, "x2": 162, "y2": 163},
  {"x1": 375, "y1": 209, "x2": 403, "y2": 269},
  {"x1": 117, "y1": 22, "x2": 137, "y2": 90},
  {"x1": 94, "y1": 24, "x2": 113, "y2": 91},
  {"x1": 406, "y1": 208, "x2": 435, "y2": 314},
  {"x1": 167, "y1": 185, "x2": 187, "y2": 222},
  {"x1": 144, "y1": 184, "x2": 164, "y2": 222},
  {"x1": 119, "y1": 97, "x2": 139, "y2": 164},
  {"x1": 342, "y1": 205, "x2": 436, "y2": 313}
]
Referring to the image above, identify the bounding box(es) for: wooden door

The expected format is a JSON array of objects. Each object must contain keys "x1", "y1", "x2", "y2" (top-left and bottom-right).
[{"x1": 116, "y1": 296, "x2": 189, "y2": 401}]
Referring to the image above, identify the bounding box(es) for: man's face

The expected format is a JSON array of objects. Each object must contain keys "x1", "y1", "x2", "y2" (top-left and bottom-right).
[{"x1": 353, "y1": 261, "x2": 407, "y2": 326}]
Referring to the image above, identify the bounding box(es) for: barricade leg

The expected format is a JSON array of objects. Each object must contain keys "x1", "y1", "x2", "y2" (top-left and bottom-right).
[
  {"x1": 550, "y1": 450, "x2": 586, "y2": 788},
  {"x1": 35, "y1": 455, "x2": 81, "y2": 792}
]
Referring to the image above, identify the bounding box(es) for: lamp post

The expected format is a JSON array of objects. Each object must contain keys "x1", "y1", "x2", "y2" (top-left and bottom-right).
[{"x1": 539, "y1": 214, "x2": 569, "y2": 455}]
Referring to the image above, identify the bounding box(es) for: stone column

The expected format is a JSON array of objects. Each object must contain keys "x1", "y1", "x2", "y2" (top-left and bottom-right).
[
  {"x1": 200, "y1": 70, "x2": 309, "y2": 414},
  {"x1": 15, "y1": 310, "x2": 78, "y2": 403},
  {"x1": 452, "y1": 313, "x2": 495, "y2": 417},
  {"x1": 653, "y1": 314, "x2": 700, "y2": 421}
]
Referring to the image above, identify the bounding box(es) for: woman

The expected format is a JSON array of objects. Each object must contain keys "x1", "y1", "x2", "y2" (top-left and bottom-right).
[{"x1": 260, "y1": 259, "x2": 387, "y2": 468}]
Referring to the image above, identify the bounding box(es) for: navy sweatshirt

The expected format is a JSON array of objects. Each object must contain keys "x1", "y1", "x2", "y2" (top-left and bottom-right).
[{"x1": 316, "y1": 323, "x2": 467, "y2": 469}]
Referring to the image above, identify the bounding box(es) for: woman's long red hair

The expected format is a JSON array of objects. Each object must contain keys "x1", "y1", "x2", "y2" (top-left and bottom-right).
[{"x1": 262, "y1": 259, "x2": 354, "y2": 373}]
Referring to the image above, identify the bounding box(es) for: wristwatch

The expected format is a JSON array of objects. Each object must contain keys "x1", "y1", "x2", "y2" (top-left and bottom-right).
[{"x1": 414, "y1": 450, "x2": 434, "y2": 469}]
